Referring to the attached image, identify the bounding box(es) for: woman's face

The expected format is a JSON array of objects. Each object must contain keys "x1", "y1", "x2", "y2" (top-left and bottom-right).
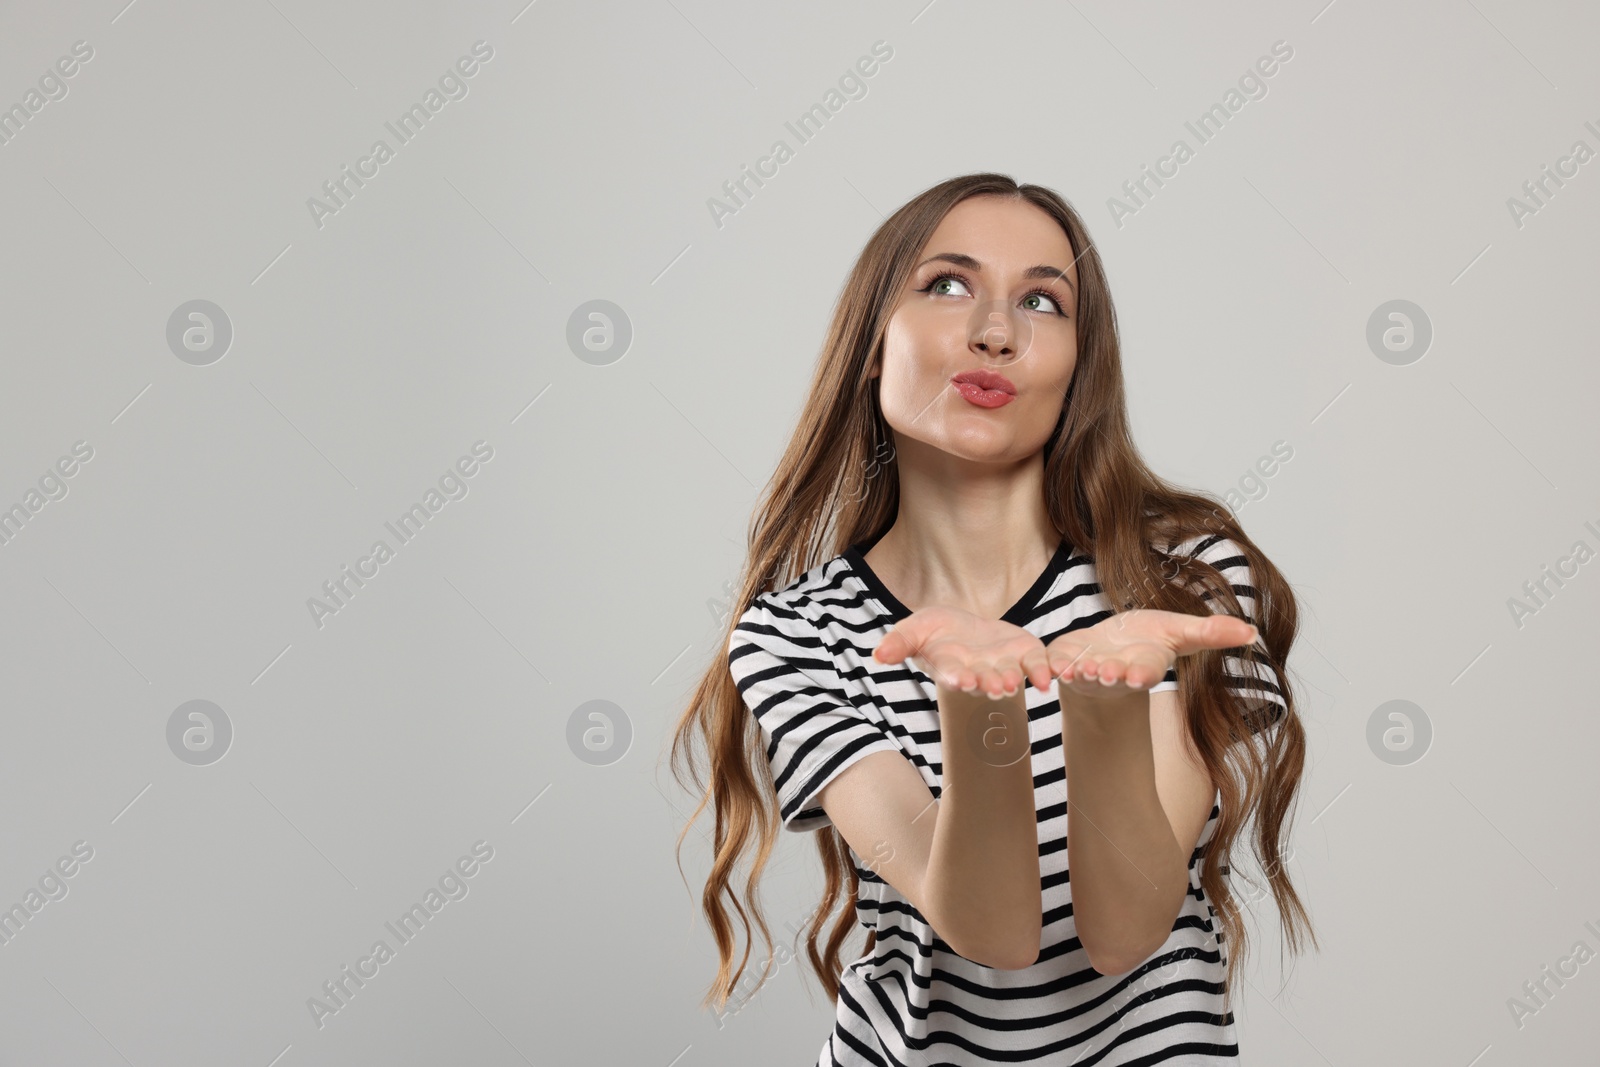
[{"x1": 871, "y1": 195, "x2": 1080, "y2": 465}]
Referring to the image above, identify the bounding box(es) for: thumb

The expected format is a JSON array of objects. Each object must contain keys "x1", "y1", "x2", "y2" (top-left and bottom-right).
[
  {"x1": 1170, "y1": 614, "x2": 1258, "y2": 656},
  {"x1": 874, "y1": 627, "x2": 912, "y2": 664},
  {"x1": 875, "y1": 613, "x2": 936, "y2": 664}
]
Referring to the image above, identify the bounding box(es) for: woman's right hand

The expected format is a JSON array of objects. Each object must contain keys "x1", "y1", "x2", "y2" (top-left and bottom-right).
[{"x1": 872, "y1": 606, "x2": 1055, "y2": 700}]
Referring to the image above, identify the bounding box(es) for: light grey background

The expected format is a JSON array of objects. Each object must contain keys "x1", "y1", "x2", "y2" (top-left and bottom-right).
[{"x1": 1, "y1": 0, "x2": 1595, "y2": 1063}]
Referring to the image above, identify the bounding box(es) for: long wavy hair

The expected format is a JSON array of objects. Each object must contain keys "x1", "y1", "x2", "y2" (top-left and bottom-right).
[{"x1": 665, "y1": 172, "x2": 1316, "y2": 1021}]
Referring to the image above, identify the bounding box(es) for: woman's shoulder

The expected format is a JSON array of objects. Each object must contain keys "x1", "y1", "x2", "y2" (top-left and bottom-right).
[
  {"x1": 1154, "y1": 526, "x2": 1244, "y2": 559},
  {"x1": 736, "y1": 550, "x2": 857, "y2": 629}
]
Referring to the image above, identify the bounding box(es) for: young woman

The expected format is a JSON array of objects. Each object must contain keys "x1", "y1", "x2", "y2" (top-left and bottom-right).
[{"x1": 668, "y1": 173, "x2": 1315, "y2": 1065}]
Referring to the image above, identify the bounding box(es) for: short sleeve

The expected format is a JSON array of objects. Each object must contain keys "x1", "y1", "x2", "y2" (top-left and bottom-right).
[
  {"x1": 727, "y1": 596, "x2": 902, "y2": 833},
  {"x1": 1147, "y1": 535, "x2": 1288, "y2": 735}
]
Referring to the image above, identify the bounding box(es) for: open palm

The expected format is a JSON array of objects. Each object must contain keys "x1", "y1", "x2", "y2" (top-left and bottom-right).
[
  {"x1": 1045, "y1": 609, "x2": 1258, "y2": 701},
  {"x1": 873, "y1": 606, "x2": 1055, "y2": 699}
]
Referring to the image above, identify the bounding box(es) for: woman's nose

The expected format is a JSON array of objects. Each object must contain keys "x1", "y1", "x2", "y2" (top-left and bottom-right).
[{"x1": 969, "y1": 302, "x2": 1023, "y2": 363}]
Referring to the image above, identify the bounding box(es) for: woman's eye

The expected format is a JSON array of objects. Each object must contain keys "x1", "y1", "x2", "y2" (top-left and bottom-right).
[
  {"x1": 929, "y1": 274, "x2": 971, "y2": 297},
  {"x1": 1023, "y1": 291, "x2": 1063, "y2": 315}
]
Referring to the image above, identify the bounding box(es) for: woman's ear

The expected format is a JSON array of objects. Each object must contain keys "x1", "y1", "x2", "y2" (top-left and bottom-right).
[{"x1": 865, "y1": 338, "x2": 884, "y2": 380}]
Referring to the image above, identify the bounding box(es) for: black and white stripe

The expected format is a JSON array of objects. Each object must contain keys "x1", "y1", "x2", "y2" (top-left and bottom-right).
[{"x1": 727, "y1": 533, "x2": 1286, "y2": 1066}]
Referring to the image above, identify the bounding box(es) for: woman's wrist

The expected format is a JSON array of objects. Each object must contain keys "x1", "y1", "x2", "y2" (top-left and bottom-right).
[
  {"x1": 1058, "y1": 688, "x2": 1150, "y2": 735},
  {"x1": 935, "y1": 679, "x2": 1028, "y2": 710}
]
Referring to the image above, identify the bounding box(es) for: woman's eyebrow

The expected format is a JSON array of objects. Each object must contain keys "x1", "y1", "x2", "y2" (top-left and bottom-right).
[{"x1": 916, "y1": 252, "x2": 1075, "y2": 293}]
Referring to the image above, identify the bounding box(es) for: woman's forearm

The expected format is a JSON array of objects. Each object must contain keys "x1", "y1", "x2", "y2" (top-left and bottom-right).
[
  {"x1": 922, "y1": 683, "x2": 1043, "y2": 970},
  {"x1": 1061, "y1": 690, "x2": 1188, "y2": 974}
]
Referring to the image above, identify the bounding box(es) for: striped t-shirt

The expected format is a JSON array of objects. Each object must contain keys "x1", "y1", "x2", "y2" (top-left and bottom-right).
[{"x1": 727, "y1": 530, "x2": 1287, "y2": 1066}]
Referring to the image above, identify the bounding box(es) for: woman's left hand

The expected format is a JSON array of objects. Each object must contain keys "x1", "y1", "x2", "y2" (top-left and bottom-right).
[{"x1": 1044, "y1": 609, "x2": 1258, "y2": 702}]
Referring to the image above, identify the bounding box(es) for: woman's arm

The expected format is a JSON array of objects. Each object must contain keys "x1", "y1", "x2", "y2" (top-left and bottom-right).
[
  {"x1": 1042, "y1": 607, "x2": 1255, "y2": 975},
  {"x1": 818, "y1": 680, "x2": 1043, "y2": 970},
  {"x1": 1060, "y1": 687, "x2": 1216, "y2": 975}
]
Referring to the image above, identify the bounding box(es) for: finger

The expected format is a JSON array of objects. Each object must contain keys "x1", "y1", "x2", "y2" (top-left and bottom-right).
[
  {"x1": 1047, "y1": 642, "x2": 1089, "y2": 680},
  {"x1": 933, "y1": 664, "x2": 973, "y2": 692},
  {"x1": 980, "y1": 663, "x2": 1016, "y2": 699},
  {"x1": 971, "y1": 662, "x2": 1004, "y2": 699},
  {"x1": 874, "y1": 613, "x2": 938, "y2": 664},
  {"x1": 1115, "y1": 646, "x2": 1169, "y2": 689},
  {"x1": 1094, "y1": 658, "x2": 1127, "y2": 686},
  {"x1": 1076, "y1": 652, "x2": 1103, "y2": 680},
  {"x1": 1057, "y1": 652, "x2": 1089, "y2": 684},
  {"x1": 1164, "y1": 614, "x2": 1258, "y2": 657},
  {"x1": 1061, "y1": 671, "x2": 1117, "y2": 700},
  {"x1": 1019, "y1": 646, "x2": 1055, "y2": 693},
  {"x1": 927, "y1": 652, "x2": 976, "y2": 693},
  {"x1": 1118, "y1": 657, "x2": 1155, "y2": 689},
  {"x1": 873, "y1": 628, "x2": 909, "y2": 664}
]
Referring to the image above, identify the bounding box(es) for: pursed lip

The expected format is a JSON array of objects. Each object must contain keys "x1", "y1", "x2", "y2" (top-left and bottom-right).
[{"x1": 950, "y1": 369, "x2": 1016, "y2": 394}]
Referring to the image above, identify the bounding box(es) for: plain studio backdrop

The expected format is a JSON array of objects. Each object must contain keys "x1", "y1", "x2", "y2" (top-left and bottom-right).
[{"x1": 0, "y1": 0, "x2": 1595, "y2": 1063}]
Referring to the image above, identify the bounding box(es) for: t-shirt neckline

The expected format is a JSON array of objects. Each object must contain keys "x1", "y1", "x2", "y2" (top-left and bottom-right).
[{"x1": 842, "y1": 530, "x2": 1074, "y2": 626}]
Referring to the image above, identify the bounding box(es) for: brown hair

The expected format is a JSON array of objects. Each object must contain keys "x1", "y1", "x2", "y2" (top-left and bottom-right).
[{"x1": 665, "y1": 172, "x2": 1316, "y2": 1021}]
